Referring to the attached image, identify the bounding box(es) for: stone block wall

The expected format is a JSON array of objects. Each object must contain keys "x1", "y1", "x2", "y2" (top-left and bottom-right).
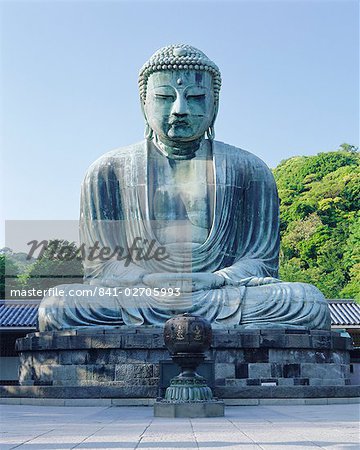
[{"x1": 16, "y1": 327, "x2": 353, "y2": 396}]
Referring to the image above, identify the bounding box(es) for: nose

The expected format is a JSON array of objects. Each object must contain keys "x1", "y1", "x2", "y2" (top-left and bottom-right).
[{"x1": 171, "y1": 92, "x2": 189, "y2": 117}]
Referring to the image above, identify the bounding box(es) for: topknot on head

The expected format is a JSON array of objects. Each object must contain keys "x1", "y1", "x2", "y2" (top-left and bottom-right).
[{"x1": 138, "y1": 44, "x2": 222, "y2": 102}]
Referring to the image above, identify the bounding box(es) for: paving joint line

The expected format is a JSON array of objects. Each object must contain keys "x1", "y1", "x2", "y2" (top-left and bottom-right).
[
  {"x1": 230, "y1": 417, "x2": 327, "y2": 449},
  {"x1": 227, "y1": 418, "x2": 265, "y2": 449},
  {"x1": 134, "y1": 418, "x2": 153, "y2": 450},
  {"x1": 261, "y1": 405, "x2": 326, "y2": 424},
  {"x1": 189, "y1": 419, "x2": 199, "y2": 449},
  {"x1": 71, "y1": 407, "x2": 120, "y2": 449},
  {"x1": 71, "y1": 425, "x2": 108, "y2": 449},
  {"x1": 9, "y1": 429, "x2": 55, "y2": 449}
]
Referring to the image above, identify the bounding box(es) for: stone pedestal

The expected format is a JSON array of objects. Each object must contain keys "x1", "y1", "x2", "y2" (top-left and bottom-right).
[
  {"x1": 154, "y1": 400, "x2": 225, "y2": 418},
  {"x1": 15, "y1": 327, "x2": 353, "y2": 398}
]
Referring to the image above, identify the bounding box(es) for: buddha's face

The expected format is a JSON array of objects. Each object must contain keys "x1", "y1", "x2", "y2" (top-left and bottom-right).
[{"x1": 144, "y1": 70, "x2": 216, "y2": 143}]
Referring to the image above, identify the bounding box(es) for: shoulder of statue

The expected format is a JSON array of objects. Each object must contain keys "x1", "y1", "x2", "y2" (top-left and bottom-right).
[
  {"x1": 214, "y1": 140, "x2": 271, "y2": 171},
  {"x1": 84, "y1": 141, "x2": 145, "y2": 177}
]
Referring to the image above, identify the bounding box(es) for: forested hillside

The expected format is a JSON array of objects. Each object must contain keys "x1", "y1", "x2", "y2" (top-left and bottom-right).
[{"x1": 273, "y1": 144, "x2": 359, "y2": 301}]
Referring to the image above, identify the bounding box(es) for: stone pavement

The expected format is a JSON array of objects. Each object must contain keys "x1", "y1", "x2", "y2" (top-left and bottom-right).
[{"x1": 0, "y1": 404, "x2": 358, "y2": 450}]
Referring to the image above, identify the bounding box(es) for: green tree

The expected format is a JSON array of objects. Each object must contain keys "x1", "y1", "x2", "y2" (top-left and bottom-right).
[
  {"x1": 0, "y1": 255, "x2": 21, "y2": 299},
  {"x1": 338, "y1": 143, "x2": 358, "y2": 153},
  {"x1": 19, "y1": 240, "x2": 83, "y2": 297},
  {"x1": 274, "y1": 145, "x2": 360, "y2": 301}
]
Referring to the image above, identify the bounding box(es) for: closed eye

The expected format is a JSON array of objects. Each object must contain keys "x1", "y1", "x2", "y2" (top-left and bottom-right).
[
  {"x1": 155, "y1": 94, "x2": 175, "y2": 100},
  {"x1": 187, "y1": 94, "x2": 205, "y2": 100}
]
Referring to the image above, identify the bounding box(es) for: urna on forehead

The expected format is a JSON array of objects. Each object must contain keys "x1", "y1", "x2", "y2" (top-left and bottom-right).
[{"x1": 139, "y1": 44, "x2": 222, "y2": 101}]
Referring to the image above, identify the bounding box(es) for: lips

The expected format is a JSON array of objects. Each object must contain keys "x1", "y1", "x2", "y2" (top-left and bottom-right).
[{"x1": 170, "y1": 120, "x2": 189, "y2": 126}]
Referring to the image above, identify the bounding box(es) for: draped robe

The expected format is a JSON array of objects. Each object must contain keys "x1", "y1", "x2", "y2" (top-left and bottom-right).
[{"x1": 38, "y1": 140, "x2": 331, "y2": 331}]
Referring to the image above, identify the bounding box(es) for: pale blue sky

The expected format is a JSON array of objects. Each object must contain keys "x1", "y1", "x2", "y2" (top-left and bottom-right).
[{"x1": 1, "y1": 0, "x2": 359, "y2": 246}]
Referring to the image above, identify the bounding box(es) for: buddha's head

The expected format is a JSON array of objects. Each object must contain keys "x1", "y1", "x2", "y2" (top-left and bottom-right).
[{"x1": 139, "y1": 44, "x2": 221, "y2": 148}]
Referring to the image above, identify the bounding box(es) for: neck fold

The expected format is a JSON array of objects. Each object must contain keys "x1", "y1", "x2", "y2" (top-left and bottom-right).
[{"x1": 153, "y1": 134, "x2": 203, "y2": 160}]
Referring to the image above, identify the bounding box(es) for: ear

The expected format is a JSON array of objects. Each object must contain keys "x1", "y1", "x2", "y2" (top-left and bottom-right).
[
  {"x1": 211, "y1": 100, "x2": 219, "y2": 126},
  {"x1": 140, "y1": 98, "x2": 146, "y2": 119},
  {"x1": 140, "y1": 99, "x2": 153, "y2": 140}
]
